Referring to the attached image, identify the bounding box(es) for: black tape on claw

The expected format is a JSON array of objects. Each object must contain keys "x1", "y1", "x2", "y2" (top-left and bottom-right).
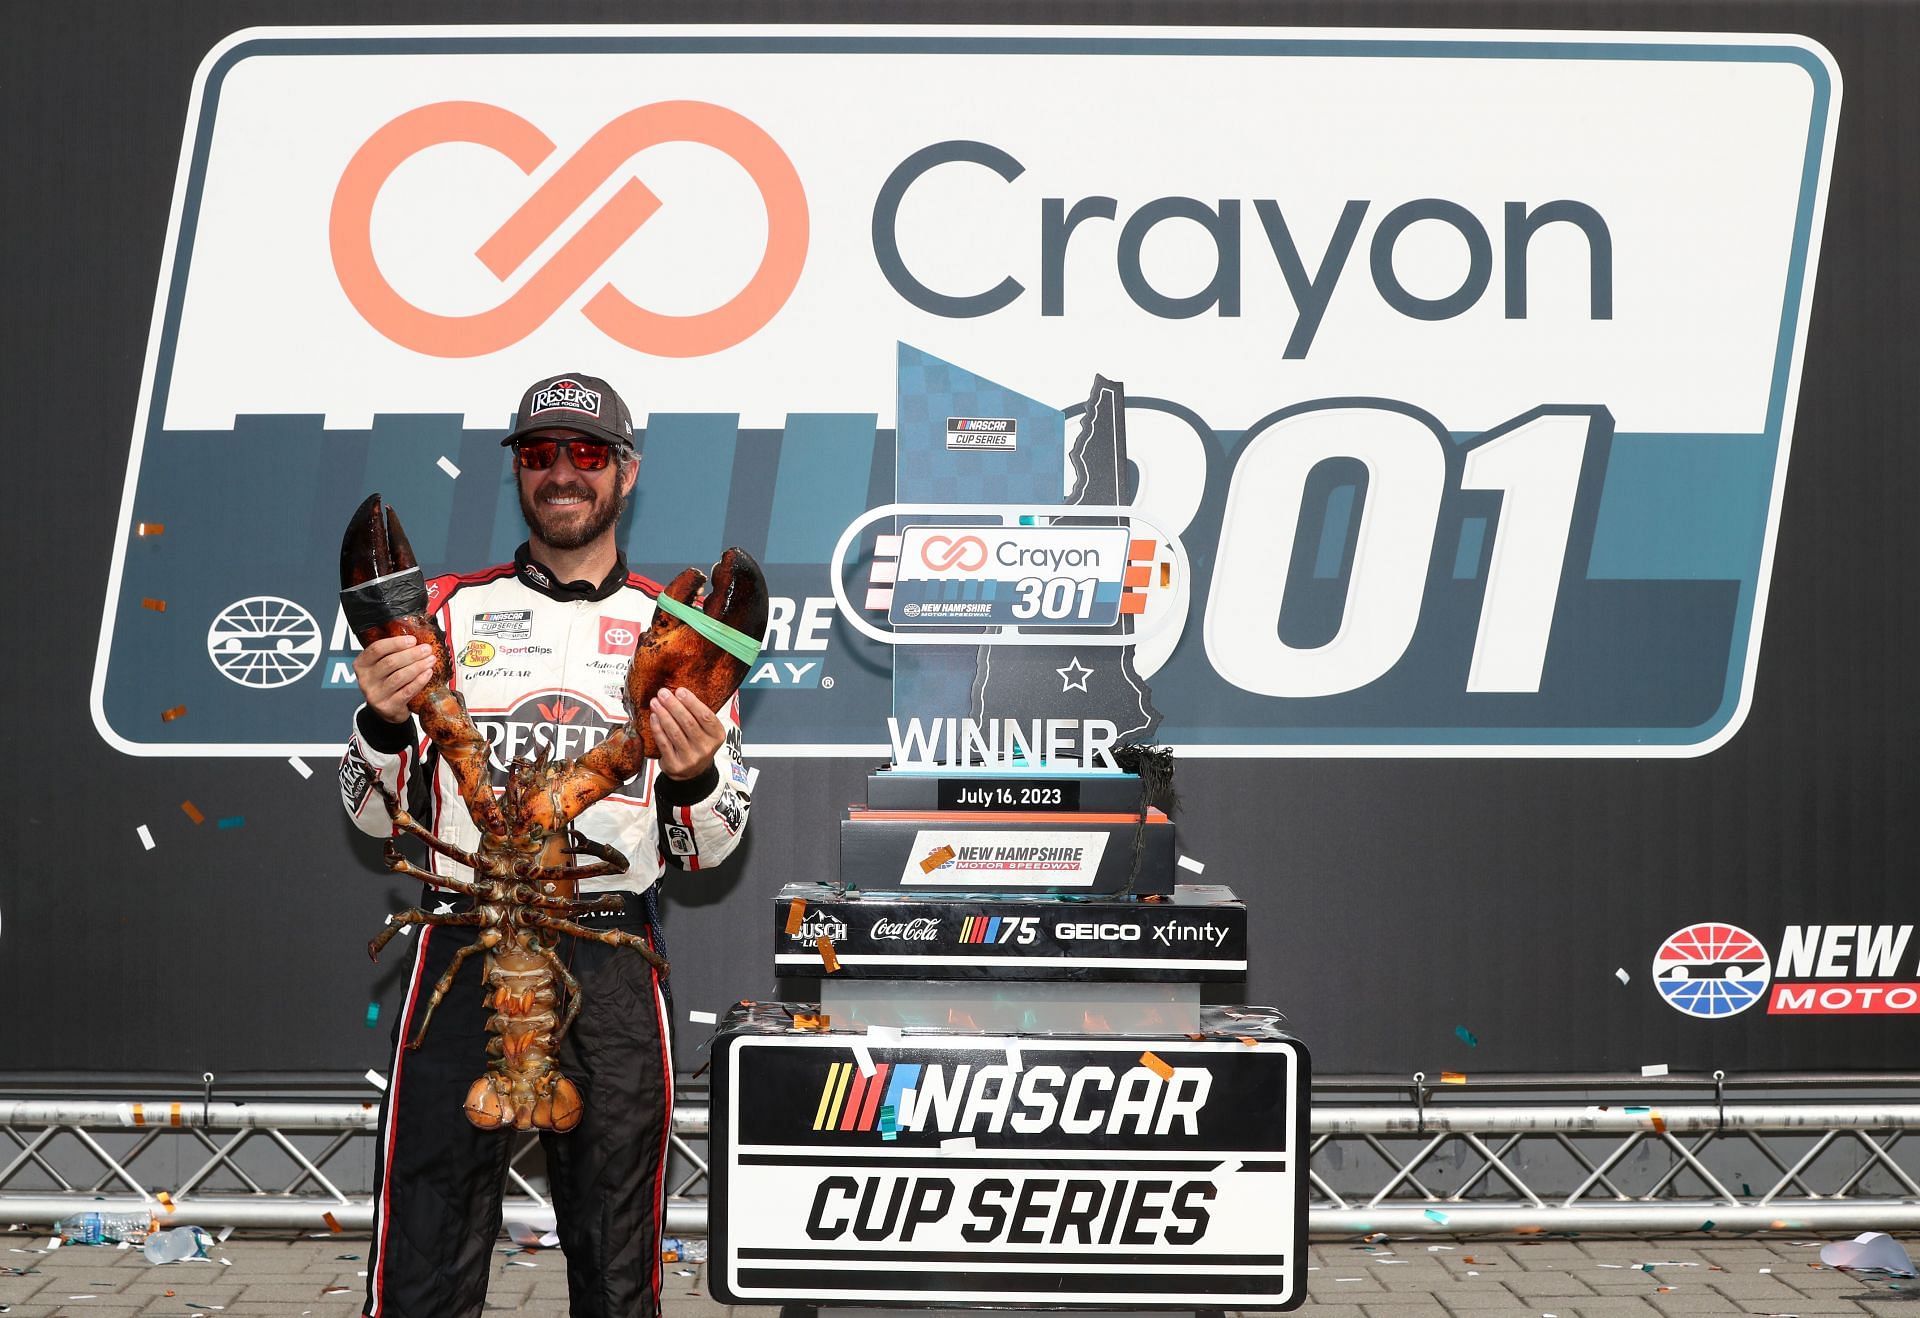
[{"x1": 340, "y1": 567, "x2": 428, "y2": 633}]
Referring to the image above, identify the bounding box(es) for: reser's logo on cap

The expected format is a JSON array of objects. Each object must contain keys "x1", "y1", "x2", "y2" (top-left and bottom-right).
[
  {"x1": 330, "y1": 101, "x2": 809, "y2": 359},
  {"x1": 532, "y1": 380, "x2": 601, "y2": 417}
]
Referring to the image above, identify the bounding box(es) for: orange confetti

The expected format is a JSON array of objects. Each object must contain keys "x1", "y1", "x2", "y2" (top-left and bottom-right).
[
  {"x1": 816, "y1": 934, "x2": 841, "y2": 974},
  {"x1": 919, "y1": 844, "x2": 956, "y2": 874},
  {"x1": 180, "y1": 801, "x2": 205, "y2": 825},
  {"x1": 323, "y1": 1211, "x2": 343, "y2": 1233},
  {"x1": 1514, "y1": 1226, "x2": 1544, "y2": 1235},
  {"x1": 161, "y1": 705, "x2": 187, "y2": 722},
  {"x1": 1160, "y1": 561, "x2": 1172, "y2": 587},
  {"x1": 1236, "y1": 1035, "x2": 1260, "y2": 1046},
  {"x1": 141, "y1": 598, "x2": 167, "y2": 612},
  {"x1": 785, "y1": 898, "x2": 805, "y2": 934},
  {"x1": 793, "y1": 1012, "x2": 831, "y2": 1032},
  {"x1": 1441, "y1": 1071, "x2": 1468, "y2": 1084},
  {"x1": 1651, "y1": 1110, "x2": 1668, "y2": 1133},
  {"x1": 137, "y1": 522, "x2": 165, "y2": 536},
  {"x1": 1139, "y1": 1050, "x2": 1174, "y2": 1081}
]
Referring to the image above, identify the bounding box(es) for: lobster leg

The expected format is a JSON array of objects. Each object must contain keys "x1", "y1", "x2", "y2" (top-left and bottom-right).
[
  {"x1": 368, "y1": 908, "x2": 484, "y2": 961},
  {"x1": 532, "y1": 938, "x2": 586, "y2": 1046},
  {"x1": 528, "y1": 913, "x2": 669, "y2": 974},
  {"x1": 530, "y1": 858, "x2": 630, "y2": 884},
  {"x1": 380, "y1": 843, "x2": 494, "y2": 900},
  {"x1": 410, "y1": 927, "x2": 503, "y2": 1050},
  {"x1": 371, "y1": 779, "x2": 487, "y2": 875}
]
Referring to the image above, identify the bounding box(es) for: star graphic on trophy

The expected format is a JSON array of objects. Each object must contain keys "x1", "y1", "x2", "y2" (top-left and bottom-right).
[{"x1": 1056, "y1": 656, "x2": 1093, "y2": 692}]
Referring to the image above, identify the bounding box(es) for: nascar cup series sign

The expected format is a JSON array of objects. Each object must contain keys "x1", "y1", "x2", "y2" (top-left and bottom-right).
[{"x1": 92, "y1": 27, "x2": 1839, "y2": 758}]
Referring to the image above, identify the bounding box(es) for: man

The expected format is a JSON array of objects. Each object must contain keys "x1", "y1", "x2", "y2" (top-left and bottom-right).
[{"x1": 338, "y1": 372, "x2": 751, "y2": 1318}]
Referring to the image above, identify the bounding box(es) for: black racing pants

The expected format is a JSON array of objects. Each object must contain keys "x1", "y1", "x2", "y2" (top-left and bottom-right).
[{"x1": 362, "y1": 900, "x2": 671, "y2": 1318}]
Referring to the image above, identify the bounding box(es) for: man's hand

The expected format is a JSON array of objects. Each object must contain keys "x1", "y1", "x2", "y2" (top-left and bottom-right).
[
  {"x1": 355, "y1": 635, "x2": 435, "y2": 724},
  {"x1": 650, "y1": 687, "x2": 726, "y2": 780}
]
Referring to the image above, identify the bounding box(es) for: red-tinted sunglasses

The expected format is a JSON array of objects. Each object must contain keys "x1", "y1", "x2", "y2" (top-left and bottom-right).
[{"x1": 514, "y1": 438, "x2": 616, "y2": 472}]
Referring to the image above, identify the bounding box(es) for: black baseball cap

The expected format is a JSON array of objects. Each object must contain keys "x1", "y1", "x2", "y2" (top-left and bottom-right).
[{"x1": 500, "y1": 372, "x2": 637, "y2": 450}]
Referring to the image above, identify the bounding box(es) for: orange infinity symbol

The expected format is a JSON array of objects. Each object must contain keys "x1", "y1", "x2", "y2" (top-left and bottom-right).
[{"x1": 331, "y1": 101, "x2": 809, "y2": 359}]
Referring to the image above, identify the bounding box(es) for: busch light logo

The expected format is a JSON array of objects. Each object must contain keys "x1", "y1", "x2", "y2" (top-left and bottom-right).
[
  {"x1": 1653, "y1": 922, "x2": 1772, "y2": 1018},
  {"x1": 531, "y1": 379, "x2": 601, "y2": 417},
  {"x1": 790, "y1": 912, "x2": 848, "y2": 942}
]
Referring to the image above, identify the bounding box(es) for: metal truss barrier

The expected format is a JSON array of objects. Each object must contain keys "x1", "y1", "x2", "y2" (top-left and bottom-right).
[{"x1": 4, "y1": 1078, "x2": 1919, "y2": 1237}]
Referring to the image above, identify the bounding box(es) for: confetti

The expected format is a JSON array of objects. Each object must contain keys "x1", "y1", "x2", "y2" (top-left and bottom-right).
[
  {"x1": 1641, "y1": 1062, "x2": 1669, "y2": 1077},
  {"x1": 1176, "y1": 854, "x2": 1206, "y2": 874},
  {"x1": 793, "y1": 1012, "x2": 830, "y2": 1032},
  {"x1": 785, "y1": 898, "x2": 805, "y2": 935},
  {"x1": 364, "y1": 1069, "x2": 388, "y2": 1091},
  {"x1": 142, "y1": 598, "x2": 168, "y2": 612},
  {"x1": 365, "y1": 1002, "x2": 380, "y2": 1028},
  {"x1": 851, "y1": 1042, "x2": 876, "y2": 1078},
  {"x1": 217, "y1": 816, "x2": 246, "y2": 829},
  {"x1": 1139, "y1": 1050, "x2": 1174, "y2": 1081},
  {"x1": 180, "y1": 801, "x2": 205, "y2": 825},
  {"x1": 322, "y1": 1212, "x2": 343, "y2": 1234},
  {"x1": 866, "y1": 1024, "x2": 901, "y2": 1044},
  {"x1": 816, "y1": 934, "x2": 841, "y2": 973},
  {"x1": 288, "y1": 756, "x2": 312, "y2": 779},
  {"x1": 1440, "y1": 1071, "x2": 1467, "y2": 1085},
  {"x1": 162, "y1": 705, "x2": 188, "y2": 722},
  {"x1": 137, "y1": 522, "x2": 165, "y2": 536},
  {"x1": 1425, "y1": 1209, "x2": 1450, "y2": 1224},
  {"x1": 1616, "y1": 968, "x2": 1631, "y2": 984},
  {"x1": 687, "y1": 1009, "x2": 717, "y2": 1025},
  {"x1": 436, "y1": 456, "x2": 462, "y2": 479},
  {"x1": 920, "y1": 844, "x2": 957, "y2": 874},
  {"x1": 941, "y1": 1136, "x2": 976, "y2": 1152},
  {"x1": 137, "y1": 825, "x2": 155, "y2": 851},
  {"x1": 1454, "y1": 1025, "x2": 1479, "y2": 1047}
]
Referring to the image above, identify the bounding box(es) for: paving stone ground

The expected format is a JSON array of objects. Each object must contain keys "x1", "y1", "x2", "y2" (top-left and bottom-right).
[{"x1": 1, "y1": 1231, "x2": 1914, "y2": 1318}]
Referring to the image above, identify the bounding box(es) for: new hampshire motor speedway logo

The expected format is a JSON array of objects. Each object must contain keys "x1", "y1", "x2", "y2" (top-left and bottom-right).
[
  {"x1": 92, "y1": 27, "x2": 1839, "y2": 760},
  {"x1": 1654, "y1": 922, "x2": 1920, "y2": 1017}
]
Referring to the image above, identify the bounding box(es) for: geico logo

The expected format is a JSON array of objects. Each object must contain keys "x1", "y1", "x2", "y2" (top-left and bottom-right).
[
  {"x1": 331, "y1": 101, "x2": 807, "y2": 358},
  {"x1": 760, "y1": 596, "x2": 835, "y2": 652},
  {"x1": 873, "y1": 140, "x2": 1612, "y2": 356},
  {"x1": 805, "y1": 1174, "x2": 1214, "y2": 1247},
  {"x1": 1054, "y1": 921, "x2": 1141, "y2": 942},
  {"x1": 897, "y1": 1062, "x2": 1210, "y2": 1136}
]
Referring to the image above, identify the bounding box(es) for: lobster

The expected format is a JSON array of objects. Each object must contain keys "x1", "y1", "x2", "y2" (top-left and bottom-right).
[{"x1": 339, "y1": 493, "x2": 767, "y2": 1132}]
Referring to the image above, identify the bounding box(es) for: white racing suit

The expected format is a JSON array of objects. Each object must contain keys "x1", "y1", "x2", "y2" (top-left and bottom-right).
[{"x1": 338, "y1": 545, "x2": 751, "y2": 1318}]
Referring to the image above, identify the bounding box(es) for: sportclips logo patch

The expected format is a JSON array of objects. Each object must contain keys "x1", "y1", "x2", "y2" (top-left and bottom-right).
[
  {"x1": 94, "y1": 28, "x2": 1838, "y2": 758},
  {"x1": 1654, "y1": 922, "x2": 1920, "y2": 1016}
]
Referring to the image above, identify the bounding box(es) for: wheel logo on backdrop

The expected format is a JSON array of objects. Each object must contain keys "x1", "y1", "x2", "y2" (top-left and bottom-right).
[
  {"x1": 330, "y1": 101, "x2": 809, "y2": 359},
  {"x1": 207, "y1": 597, "x2": 323, "y2": 688},
  {"x1": 1653, "y1": 923, "x2": 1772, "y2": 1018}
]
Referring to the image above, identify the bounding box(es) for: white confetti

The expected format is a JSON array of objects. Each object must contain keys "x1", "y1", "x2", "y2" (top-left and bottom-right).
[
  {"x1": 436, "y1": 456, "x2": 461, "y2": 479},
  {"x1": 865, "y1": 1024, "x2": 902, "y2": 1044},
  {"x1": 1176, "y1": 854, "x2": 1206, "y2": 873},
  {"x1": 288, "y1": 755, "x2": 313, "y2": 779},
  {"x1": 1616, "y1": 968, "x2": 1631, "y2": 984},
  {"x1": 1641, "y1": 1062, "x2": 1670, "y2": 1077},
  {"x1": 364, "y1": 1069, "x2": 388, "y2": 1091},
  {"x1": 852, "y1": 1043, "x2": 876, "y2": 1078},
  {"x1": 137, "y1": 824, "x2": 156, "y2": 851},
  {"x1": 941, "y1": 1135, "x2": 976, "y2": 1152},
  {"x1": 687, "y1": 1009, "x2": 718, "y2": 1025}
]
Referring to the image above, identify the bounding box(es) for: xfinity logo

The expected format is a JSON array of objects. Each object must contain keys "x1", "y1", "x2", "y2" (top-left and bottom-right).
[{"x1": 873, "y1": 140, "x2": 1610, "y2": 355}]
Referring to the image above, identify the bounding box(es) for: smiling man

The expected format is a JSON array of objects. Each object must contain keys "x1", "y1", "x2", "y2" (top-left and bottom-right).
[{"x1": 339, "y1": 372, "x2": 752, "y2": 1318}]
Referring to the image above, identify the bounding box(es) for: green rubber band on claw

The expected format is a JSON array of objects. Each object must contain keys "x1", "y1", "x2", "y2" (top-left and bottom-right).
[{"x1": 650, "y1": 589, "x2": 763, "y2": 667}]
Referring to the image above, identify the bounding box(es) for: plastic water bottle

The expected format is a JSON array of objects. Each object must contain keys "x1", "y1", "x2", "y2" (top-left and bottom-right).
[
  {"x1": 55, "y1": 1211, "x2": 153, "y2": 1245},
  {"x1": 143, "y1": 1226, "x2": 212, "y2": 1263}
]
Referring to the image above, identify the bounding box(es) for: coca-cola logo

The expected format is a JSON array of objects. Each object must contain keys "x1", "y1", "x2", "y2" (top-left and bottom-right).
[{"x1": 870, "y1": 916, "x2": 941, "y2": 942}]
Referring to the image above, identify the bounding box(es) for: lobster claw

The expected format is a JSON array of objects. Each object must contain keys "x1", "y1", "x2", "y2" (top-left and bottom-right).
[
  {"x1": 628, "y1": 547, "x2": 769, "y2": 759},
  {"x1": 339, "y1": 493, "x2": 433, "y2": 646}
]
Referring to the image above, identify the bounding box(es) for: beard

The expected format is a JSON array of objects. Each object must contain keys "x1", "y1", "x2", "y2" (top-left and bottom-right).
[{"x1": 519, "y1": 475, "x2": 627, "y2": 552}]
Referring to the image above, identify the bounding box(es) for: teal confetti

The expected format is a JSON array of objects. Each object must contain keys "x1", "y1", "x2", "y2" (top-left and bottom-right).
[
  {"x1": 365, "y1": 1002, "x2": 381, "y2": 1028},
  {"x1": 1454, "y1": 1026, "x2": 1478, "y2": 1047},
  {"x1": 1425, "y1": 1209, "x2": 1450, "y2": 1224},
  {"x1": 216, "y1": 816, "x2": 245, "y2": 829},
  {"x1": 1625, "y1": 1105, "x2": 1651, "y2": 1114},
  {"x1": 1699, "y1": 1220, "x2": 1716, "y2": 1232}
]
